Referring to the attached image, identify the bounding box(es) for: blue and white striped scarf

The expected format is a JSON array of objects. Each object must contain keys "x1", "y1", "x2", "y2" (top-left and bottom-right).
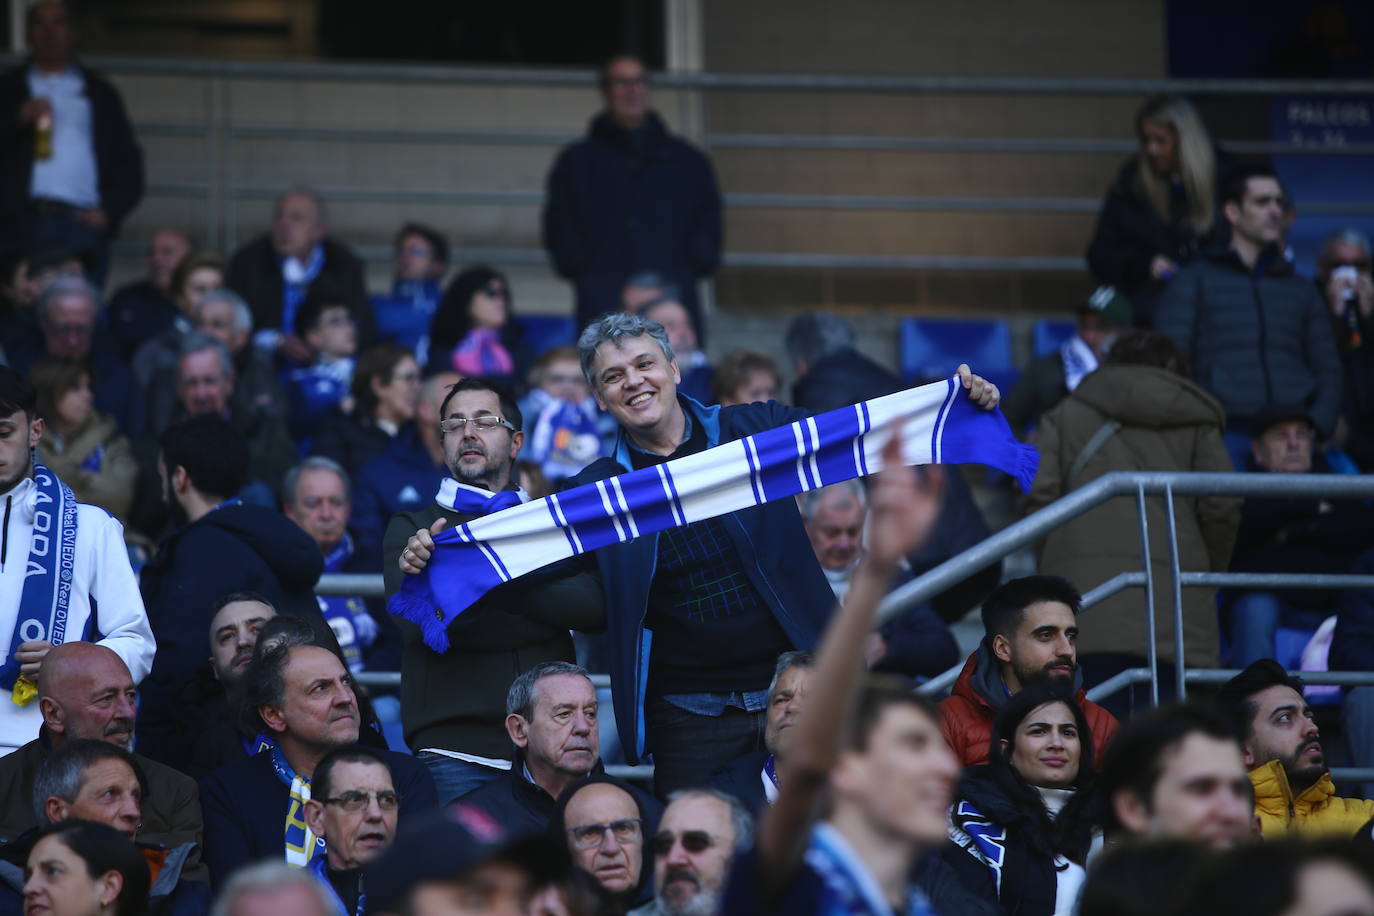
[{"x1": 389, "y1": 376, "x2": 1037, "y2": 653}]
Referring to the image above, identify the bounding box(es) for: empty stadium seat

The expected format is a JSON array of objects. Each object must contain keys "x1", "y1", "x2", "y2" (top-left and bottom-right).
[
  {"x1": 1032, "y1": 319, "x2": 1077, "y2": 359},
  {"x1": 899, "y1": 317, "x2": 1019, "y2": 392},
  {"x1": 517, "y1": 314, "x2": 579, "y2": 360}
]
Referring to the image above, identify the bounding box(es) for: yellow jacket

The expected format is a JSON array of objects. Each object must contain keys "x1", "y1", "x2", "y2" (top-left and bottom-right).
[{"x1": 1250, "y1": 759, "x2": 1374, "y2": 838}]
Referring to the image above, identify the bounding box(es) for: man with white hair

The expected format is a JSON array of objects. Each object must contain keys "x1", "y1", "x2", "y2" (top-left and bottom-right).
[{"x1": 226, "y1": 188, "x2": 371, "y2": 362}]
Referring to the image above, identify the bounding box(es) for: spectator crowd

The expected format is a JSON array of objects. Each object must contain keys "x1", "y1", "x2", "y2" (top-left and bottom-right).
[{"x1": 3, "y1": 3, "x2": 1374, "y2": 915}]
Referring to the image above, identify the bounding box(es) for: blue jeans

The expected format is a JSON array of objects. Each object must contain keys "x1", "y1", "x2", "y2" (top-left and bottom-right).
[
  {"x1": 645, "y1": 697, "x2": 765, "y2": 800},
  {"x1": 28, "y1": 204, "x2": 109, "y2": 289},
  {"x1": 417, "y1": 752, "x2": 508, "y2": 806},
  {"x1": 1226, "y1": 592, "x2": 1330, "y2": 668}
]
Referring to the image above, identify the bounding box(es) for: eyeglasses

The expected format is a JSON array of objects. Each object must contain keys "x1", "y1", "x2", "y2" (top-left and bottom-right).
[
  {"x1": 651, "y1": 830, "x2": 715, "y2": 856},
  {"x1": 391, "y1": 371, "x2": 421, "y2": 384},
  {"x1": 323, "y1": 790, "x2": 401, "y2": 812},
  {"x1": 483, "y1": 284, "x2": 508, "y2": 298},
  {"x1": 567, "y1": 818, "x2": 642, "y2": 849},
  {"x1": 440, "y1": 415, "x2": 516, "y2": 434}
]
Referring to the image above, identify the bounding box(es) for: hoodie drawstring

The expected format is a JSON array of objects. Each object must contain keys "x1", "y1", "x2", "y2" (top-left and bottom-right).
[{"x1": 1, "y1": 494, "x2": 11, "y2": 569}]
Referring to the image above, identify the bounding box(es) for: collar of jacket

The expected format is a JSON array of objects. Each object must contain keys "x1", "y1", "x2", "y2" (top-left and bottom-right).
[
  {"x1": 1249, "y1": 757, "x2": 1336, "y2": 815},
  {"x1": 610, "y1": 393, "x2": 720, "y2": 472},
  {"x1": 1203, "y1": 243, "x2": 1295, "y2": 279},
  {"x1": 963, "y1": 637, "x2": 1091, "y2": 711},
  {"x1": 588, "y1": 110, "x2": 669, "y2": 150}
]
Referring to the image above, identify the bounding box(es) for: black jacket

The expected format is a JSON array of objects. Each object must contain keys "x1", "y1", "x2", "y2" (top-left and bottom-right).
[
  {"x1": 457, "y1": 755, "x2": 585, "y2": 838},
  {"x1": 543, "y1": 111, "x2": 722, "y2": 332},
  {"x1": 382, "y1": 498, "x2": 602, "y2": 759},
  {"x1": 137, "y1": 504, "x2": 326, "y2": 769},
  {"x1": 225, "y1": 235, "x2": 373, "y2": 341},
  {"x1": 708, "y1": 751, "x2": 770, "y2": 818},
  {"x1": 1086, "y1": 157, "x2": 1227, "y2": 324},
  {"x1": 311, "y1": 410, "x2": 407, "y2": 480},
  {"x1": 200, "y1": 747, "x2": 436, "y2": 890},
  {"x1": 791, "y1": 346, "x2": 903, "y2": 415},
  {"x1": 1155, "y1": 247, "x2": 1343, "y2": 437},
  {"x1": 1333, "y1": 547, "x2": 1374, "y2": 673},
  {"x1": 0, "y1": 59, "x2": 144, "y2": 247},
  {"x1": 944, "y1": 766, "x2": 1095, "y2": 916}
]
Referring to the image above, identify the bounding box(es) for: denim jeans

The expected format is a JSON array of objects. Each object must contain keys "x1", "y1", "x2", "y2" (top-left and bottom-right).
[
  {"x1": 1227, "y1": 592, "x2": 1329, "y2": 669},
  {"x1": 645, "y1": 696, "x2": 765, "y2": 800},
  {"x1": 29, "y1": 204, "x2": 109, "y2": 289},
  {"x1": 417, "y1": 752, "x2": 508, "y2": 806},
  {"x1": 1343, "y1": 687, "x2": 1374, "y2": 799}
]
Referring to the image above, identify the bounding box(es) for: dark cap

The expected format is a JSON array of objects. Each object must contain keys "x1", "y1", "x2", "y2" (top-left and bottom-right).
[
  {"x1": 1248, "y1": 404, "x2": 1314, "y2": 440},
  {"x1": 364, "y1": 803, "x2": 570, "y2": 915},
  {"x1": 1080, "y1": 285, "x2": 1133, "y2": 327}
]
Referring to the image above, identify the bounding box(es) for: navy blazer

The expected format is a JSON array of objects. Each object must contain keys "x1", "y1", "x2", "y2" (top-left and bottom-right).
[
  {"x1": 564, "y1": 396, "x2": 836, "y2": 764},
  {"x1": 199, "y1": 748, "x2": 436, "y2": 890}
]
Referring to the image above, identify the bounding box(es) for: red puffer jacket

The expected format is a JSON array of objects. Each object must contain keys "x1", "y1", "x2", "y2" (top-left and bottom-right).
[{"x1": 938, "y1": 641, "x2": 1120, "y2": 767}]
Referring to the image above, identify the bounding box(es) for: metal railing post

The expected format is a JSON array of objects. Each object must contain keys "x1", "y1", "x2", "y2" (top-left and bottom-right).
[
  {"x1": 1136, "y1": 483, "x2": 1160, "y2": 707},
  {"x1": 1163, "y1": 483, "x2": 1188, "y2": 700}
]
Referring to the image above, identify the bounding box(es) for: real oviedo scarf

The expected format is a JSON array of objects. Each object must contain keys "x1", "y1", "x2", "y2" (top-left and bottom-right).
[
  {"x1": 1, "y1": 466, "x2": 79, "y2": 705},
  {"x1": 389, "y1": 376, "x2": 1038, "y2": 653}
]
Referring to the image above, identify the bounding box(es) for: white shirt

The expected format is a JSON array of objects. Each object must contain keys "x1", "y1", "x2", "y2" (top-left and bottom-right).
[
  {"x1": 0, "y1": 477, "x2": 157, "y2": 750},
  {"x1": 26, "y1": 66, "x2": 100, "y2": 209}
]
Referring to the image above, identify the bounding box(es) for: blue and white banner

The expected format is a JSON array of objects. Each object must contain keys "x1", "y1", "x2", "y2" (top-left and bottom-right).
[{"x1": 389, "y1": 377, "x2": 1037, "y2": 652}]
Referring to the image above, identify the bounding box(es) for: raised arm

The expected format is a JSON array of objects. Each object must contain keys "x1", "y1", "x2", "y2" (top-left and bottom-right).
[{"x1": 755, "y1": 427, "x2": 944, "y2": 900}]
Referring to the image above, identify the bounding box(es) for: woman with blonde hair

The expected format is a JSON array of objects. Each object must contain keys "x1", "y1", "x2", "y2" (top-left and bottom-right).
[{"x1": 1087, "y1": 95, "x2": 1227, "y2": 324}]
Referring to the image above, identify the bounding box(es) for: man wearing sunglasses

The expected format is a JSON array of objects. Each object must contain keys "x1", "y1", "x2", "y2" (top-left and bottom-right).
[
  {"x1": 303, "y1": 745, "x2": 399, "y2": 916},
  {"x1": 388, "y1": 378, "x2": 603, "y2": 805},
  {"x1": 632, "y1": 788, "x2": 752, "y2": 916}
]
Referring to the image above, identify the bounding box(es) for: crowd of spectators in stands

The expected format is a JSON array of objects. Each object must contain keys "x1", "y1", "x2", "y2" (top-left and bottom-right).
[{"x1": 3, "y1": 2, "x2": 1374, "y2": 914}]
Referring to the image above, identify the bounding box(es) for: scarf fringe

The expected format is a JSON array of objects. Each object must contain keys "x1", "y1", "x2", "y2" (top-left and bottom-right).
[{"x1": 389, "y1": 586, "x2": 453, "y2": 654}]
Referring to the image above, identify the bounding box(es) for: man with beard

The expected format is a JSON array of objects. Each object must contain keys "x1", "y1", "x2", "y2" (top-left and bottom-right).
[
  {"x1": 0, "y1": 642, "x2": 201, "y2": 866},
  {"x1": 137, "y1": 414, "x2": 331, "y2": 769},
  {"x1": 199, "y1": 643, "x2": 435, "y2": 889},
  {"x1": 939, "y1": 575, "x2": 1118, "y2": 767},
  {"x1": 0, "y1": 366, "x2": 154, "y2": 755},
  {"x1": 632, "y1": 789, "x2": 751, "y2": 916},
  {"x1": 1217, "y1": 659, "x2": 1374, "y2": 837},
  {"x1": 388, "y1": 378, "x2": 603, "y2": 804}
]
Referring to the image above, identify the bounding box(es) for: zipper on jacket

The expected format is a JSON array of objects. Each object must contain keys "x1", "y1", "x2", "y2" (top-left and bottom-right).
[{"x1": 1253, "y1": 275, "x2": 1274, "y2": 408}]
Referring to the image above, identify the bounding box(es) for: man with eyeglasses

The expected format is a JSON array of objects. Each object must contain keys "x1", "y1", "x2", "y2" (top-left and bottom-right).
[
  {"x1": 302, "y1": 745, "x2": 399, "y2": 916},
  {"x1": 543, "y1": 53, "x2": 722, "y2": 338},
  {"x1": 632, "y1": 788, "x2": 752, "y2": 916},
  {"x1": 556, "y1": 775, "x2": 657, "y2": 908},
  {"x1": 199, "y1": 643, "x2": 435, "y2": 889},
  {"x1": 387, "y1": 378, "x2": 603, "y2": 804}
]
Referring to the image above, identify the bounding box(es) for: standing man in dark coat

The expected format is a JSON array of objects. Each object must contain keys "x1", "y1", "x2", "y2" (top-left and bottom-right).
[
  {"x1": 0, "y1": 0, "x2": 143, "y2": 287},
  {"x1": 543, "y1": 54, "x2": 722, "y2": 337}
]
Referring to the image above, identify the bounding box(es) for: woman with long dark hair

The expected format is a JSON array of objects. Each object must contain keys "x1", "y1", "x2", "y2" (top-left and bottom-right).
[
  {"x1": 1087, "y1": 95, "x2": 1227, "y2": 324},
  {"x1": 945, "y1": 681, "x2": 1102, "y2": 916},
  {"x1": 426, "y1": 266, "x2": 526, "y2": 387}
]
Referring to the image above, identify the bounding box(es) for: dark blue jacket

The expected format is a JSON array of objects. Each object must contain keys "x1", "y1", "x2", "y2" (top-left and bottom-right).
[
  {"x1": 349, "y1": 429, "x2": 446, "y2": 569},
  {"x1": 1332, "y1": 547, "x2": 1374, "y2": 673},
  {"x1": 708, "y1": 750, "x2": 770, "y2": 818},
  {"x1": 199, "y1": 748, "x2": 436, "y2": 891},
  {"x1": 543, "y1": 112, "x2": 722, "y2": 332},
  {"x1": 137, "y1": 504, "x2": 326, "y2": 770},
  {"x1": 564, "y1": 397, "x2": 834, "y2": 764}
]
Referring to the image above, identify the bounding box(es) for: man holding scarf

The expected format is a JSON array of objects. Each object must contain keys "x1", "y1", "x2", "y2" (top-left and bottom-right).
[
  {"x1": 399, "y1": 314, "x2": 1006, "y2": 797},
  {"x1": 0, "y1": 366, "x2": 154, "y2": 755},
  {"x1": 386, "y1": 377, "x2": 604, "y2": 805}
]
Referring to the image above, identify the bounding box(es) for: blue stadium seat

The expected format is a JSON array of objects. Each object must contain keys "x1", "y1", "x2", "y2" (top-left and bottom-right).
[
  {"x1": 517, "y1": 314, "x2": 578, "y2": 360},
  {"x1": 899, "y1": 317, "x2": 1019, "y2": 392},
  {"x1": 1032, "y1": 319, "x2": 1077, "y2": 359}
]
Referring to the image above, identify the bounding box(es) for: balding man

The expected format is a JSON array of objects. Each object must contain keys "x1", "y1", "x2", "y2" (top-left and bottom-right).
[
  {"x1": 0, "y1": 643, "x2": 202, "y2": 861},
  {"x1": 226, "y1": 188, "x2": 371, "y2": 362}
]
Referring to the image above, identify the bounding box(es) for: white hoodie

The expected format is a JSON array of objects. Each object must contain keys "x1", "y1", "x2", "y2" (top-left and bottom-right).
[{"x1": 0, "y1": 476, "x2": 156, "y2": 750}]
